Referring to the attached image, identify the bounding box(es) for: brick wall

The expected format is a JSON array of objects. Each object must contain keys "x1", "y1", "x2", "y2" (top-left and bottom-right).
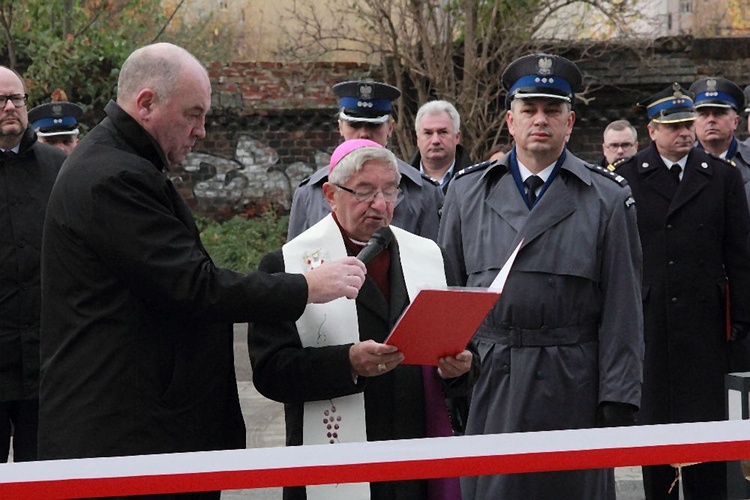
[{"x1": 177, "y1": 38, "x2": 750, "y2": 220}]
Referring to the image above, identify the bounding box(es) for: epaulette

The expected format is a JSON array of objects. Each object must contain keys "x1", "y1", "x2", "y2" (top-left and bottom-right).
[
  {"x1": 606, "y1": 157, "x2": 628, "y2": 172},
  {"x1": 587, "y1": 162, "x2": 629, "y2": 188},
  {"x1": 454, "y1": 159, "x2": 495, "y2": 180},
  {"x1": 420, "y1": 172, "x2": 440, "y2": 186},
  {"x1": 706, "y1": 151, "x2": 735, "y2": 167}
]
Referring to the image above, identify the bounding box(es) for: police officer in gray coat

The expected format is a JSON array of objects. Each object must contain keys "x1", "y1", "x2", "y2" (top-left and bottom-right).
[
  {"x1": 287, "y1": 81, "x2": 444, "y2": 241},
  {"x1": 690, "y1": 77, "x2": 750, "y2": 205},
  {"x1": 439, "y1": 54, "x2": 644, "y2": 500}
]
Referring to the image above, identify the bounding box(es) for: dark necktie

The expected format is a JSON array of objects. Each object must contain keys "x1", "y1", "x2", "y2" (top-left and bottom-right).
[
  {"x1": 669, "y1": 163, "x2": 681, "y2": 183},
  {"x1": 2, "y1": 150, "x2": 15, "y2": 163},
  {"x1": 524, "y1": 175, "x2": 545, "y2": 205}
]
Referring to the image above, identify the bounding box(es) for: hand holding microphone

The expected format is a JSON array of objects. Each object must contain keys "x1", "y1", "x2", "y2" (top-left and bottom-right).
[{"x1": 305, "y1": 227, "x2": 394, "y2": 303}]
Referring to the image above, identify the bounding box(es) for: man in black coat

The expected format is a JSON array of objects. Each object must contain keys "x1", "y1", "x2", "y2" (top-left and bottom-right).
[
  {"x1": 38, "y1": 43, "x2": 365, "y2": 498},
  {"x1": 0, "y1": 67, "x2": 67, "y2": 463},
  {"x1": 616, "y1": 83, "x2": 750, "y2": 500}
]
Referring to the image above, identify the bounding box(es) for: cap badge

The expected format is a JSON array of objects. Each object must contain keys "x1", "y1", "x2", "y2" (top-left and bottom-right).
[
  {"x1": 672, "y1": 82, "x2": 683, "y2": 98},
  {"x1": 51, "y1": 104, "x2": 63, "y2": 117},
  {"x1": 358, "y1": 84, "x2": 373, "y2": 100},
  {"x1": 706, "y1": 79, "x2": 717, "y2": 91},
  {"x1": 537, "y1": 57, "x2": 553, "y2": 76}
]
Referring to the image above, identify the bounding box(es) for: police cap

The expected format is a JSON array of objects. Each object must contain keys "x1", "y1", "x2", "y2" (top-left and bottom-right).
[
  {"x1": 332, "y1": 81, "x2": 401, "y2": 124},
  {"x1": 744, "y1": 85, "x2": 750, "y2": 115},
  {"x1": 689, "y1": 77, "x2": 745, "y2": 112},
  {"x1": 638, "y1": 83, "x2": 695, "y2": 124},
  {"x1": 501, "y1": 53, "x2": 582, "y2": 110},
  {"x1": 28, "y1": 101, "x2": 83, "y2": 137}
]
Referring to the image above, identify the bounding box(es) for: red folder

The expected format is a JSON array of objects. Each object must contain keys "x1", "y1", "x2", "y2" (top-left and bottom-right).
[
  {"x1": 384, "y1": 287, "x2": 500, "y2": 365},
  {"x1": 385, "y1": 239, "x2": 523, "y2": 365}
]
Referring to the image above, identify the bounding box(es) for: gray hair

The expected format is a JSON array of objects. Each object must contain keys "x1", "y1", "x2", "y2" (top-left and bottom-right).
[
  {"x1": 603, "y1": 119, "x2": 638, "y2": 142},
  {"x1": 117, "y1": 43, "x2": 204, "y2": 103},
  {"x1": 415, "y1": 100, "x2": 460, "y2": 134},
  {"x1": 329, "y1": 147, "x2": 400, "y2": 185}
]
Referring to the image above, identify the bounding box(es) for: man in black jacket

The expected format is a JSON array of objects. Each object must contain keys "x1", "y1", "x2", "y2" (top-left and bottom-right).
[
  {"x1": 38, "y1": 43, "x2": 365, "y2": 498},
  {"x1": 616, "y1": 83, "x2": 750, "y2": 500},
  {"x1": 0, "y1": 67, "x2": 67, "y2": 463}
]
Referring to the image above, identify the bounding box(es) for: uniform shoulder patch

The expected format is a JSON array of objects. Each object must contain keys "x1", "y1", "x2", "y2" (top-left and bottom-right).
[
  {"x1": 454, "y1": 159, "x2": 494, "y2": 180},
  {"x1": 606, "y1": 157, "x2": 628, "y2": 171},
  {"x1": 586, "y1": 162, "x2": 629, "y2": 187},
  {"x1": 420, "y1": 172, "x2": 440, "y2": 186},
  {"x1": 706, "y1": 151, "x2": 735, "y2": 167}
]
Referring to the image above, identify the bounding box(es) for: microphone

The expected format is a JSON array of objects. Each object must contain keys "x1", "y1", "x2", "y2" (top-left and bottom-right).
[{"x1": 356, "y1": 227, "x2": 394, "y2": 265}]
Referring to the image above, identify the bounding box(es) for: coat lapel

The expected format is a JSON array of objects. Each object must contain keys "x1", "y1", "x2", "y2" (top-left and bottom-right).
[
  {"x1": 484, "y1": 154, "x2": 580, "y2": 252},
  {"x1": 357, "y1": 276, "x2": 389, "y2": 327},
  {"x1": 484, "y1": 168, "x2": 528, "y2": 234},
  {"x1": 388, "y1": 240, "x2": 410, "y2": 325},
  {"x1": 637, "y1": 144, "x2": 679, "y2": 203},
  {"x1": 668, "y1": 152, "x2": 712, "y2": 216},
  {"x1": 517, "y1": 174, "x2": 576, "y2": 250}
]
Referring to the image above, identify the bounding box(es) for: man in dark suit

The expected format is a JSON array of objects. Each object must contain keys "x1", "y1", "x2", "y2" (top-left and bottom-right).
[
  {"x1": 616, "y1": 83, "x2": 750, "y2": 500},
  {"x1": 38, "y1": 43, "x2": 365, "y2": 498}
]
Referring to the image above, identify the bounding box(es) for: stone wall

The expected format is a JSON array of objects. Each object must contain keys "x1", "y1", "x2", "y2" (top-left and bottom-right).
[{"x1": 177, "y1": 38, "x2": 750, "y2": 220}]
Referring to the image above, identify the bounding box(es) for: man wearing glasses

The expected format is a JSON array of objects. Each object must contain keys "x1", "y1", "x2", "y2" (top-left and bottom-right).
[
  {"x1": 287, "y1": 80, "x2": 444, "y2": 241},
  {"x1": 250, "y1": 139, "x2": 476, "y2": 500},
  {"x1": 0, "y1": 67, "x2": 66, "y2": 463},
  {"x1": 600, "y1": 119, "x2": 638, "y2": 168}
]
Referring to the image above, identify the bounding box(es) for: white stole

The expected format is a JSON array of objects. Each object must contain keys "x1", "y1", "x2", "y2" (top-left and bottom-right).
[{"x1": 282, "y1": 214, "x2": 446, "y2": 499}]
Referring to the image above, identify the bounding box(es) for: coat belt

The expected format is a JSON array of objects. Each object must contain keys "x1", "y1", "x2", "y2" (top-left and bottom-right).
[{"x1": 474, "y1": 324, "x2": 598, "y2": 347}]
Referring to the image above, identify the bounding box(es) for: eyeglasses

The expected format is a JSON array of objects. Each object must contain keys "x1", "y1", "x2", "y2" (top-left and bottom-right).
[
  {"x1": 0, "y1": 94, "x2": 27, "y2": 108},
  {"x1": 605, "y1": 142, "x2": 636, "y2": 151},
  {"x1": 333, "y1": 183, "x2": 401, "y2": 203}
]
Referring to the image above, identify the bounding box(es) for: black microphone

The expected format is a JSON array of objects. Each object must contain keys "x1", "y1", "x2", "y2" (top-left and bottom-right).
[{"x1": 356, "y1": 227, "x2": 394, "y2": 265}]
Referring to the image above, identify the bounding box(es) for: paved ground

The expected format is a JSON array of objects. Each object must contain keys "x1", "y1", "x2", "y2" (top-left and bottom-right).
[{"x1": 225, "y1": 324, "x2": 648, "y2": 499}]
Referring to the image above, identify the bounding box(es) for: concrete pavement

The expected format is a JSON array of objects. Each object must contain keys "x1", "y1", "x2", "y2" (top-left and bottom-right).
[{"x1": 227, "y1": 324, "x2": 648, "y2": 499}]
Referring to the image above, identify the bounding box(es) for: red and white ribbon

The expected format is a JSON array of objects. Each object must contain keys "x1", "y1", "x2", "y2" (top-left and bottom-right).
[{"x1": 1, "y1": 420, "x2": 748, "y2": 498}]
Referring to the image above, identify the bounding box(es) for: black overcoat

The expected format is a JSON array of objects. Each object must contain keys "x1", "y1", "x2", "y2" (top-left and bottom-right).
[
  {"x1": 0, "y1": 129, "x2": 65, "y2": 402},
  {"x1": 615, "y1": 142, "x2": 750, "y2": 425},
  {"x1": 38, "y1": 101, "x2": 309, "y2": 460}
]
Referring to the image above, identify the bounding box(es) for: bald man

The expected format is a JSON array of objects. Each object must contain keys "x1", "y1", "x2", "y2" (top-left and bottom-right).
[{"x1": 38, "y1": 43, "x2": 365, "y2": 491}]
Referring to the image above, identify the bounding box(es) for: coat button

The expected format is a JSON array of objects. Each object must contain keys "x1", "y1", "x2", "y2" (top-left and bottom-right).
[
  {"x1": 668, "y1": 260, "x2": 675, "y2": 266},
  {"x1": 671, "y1": 297, "x2": 678, "y2": 303},
  {"x1": 666, "y1": 224, "x2": 673, "y2": 230},
  {"x1": 501, "y1": 363, "x2": 510, "y2": 374},
  {"x1": 535, "y1": 370, "x2": 544, "y2": 379}
]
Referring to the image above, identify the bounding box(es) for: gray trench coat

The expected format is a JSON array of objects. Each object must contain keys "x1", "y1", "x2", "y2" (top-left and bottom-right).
[{"x1": 438, "y1": 150, "x2": 644, "y2": 500}]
